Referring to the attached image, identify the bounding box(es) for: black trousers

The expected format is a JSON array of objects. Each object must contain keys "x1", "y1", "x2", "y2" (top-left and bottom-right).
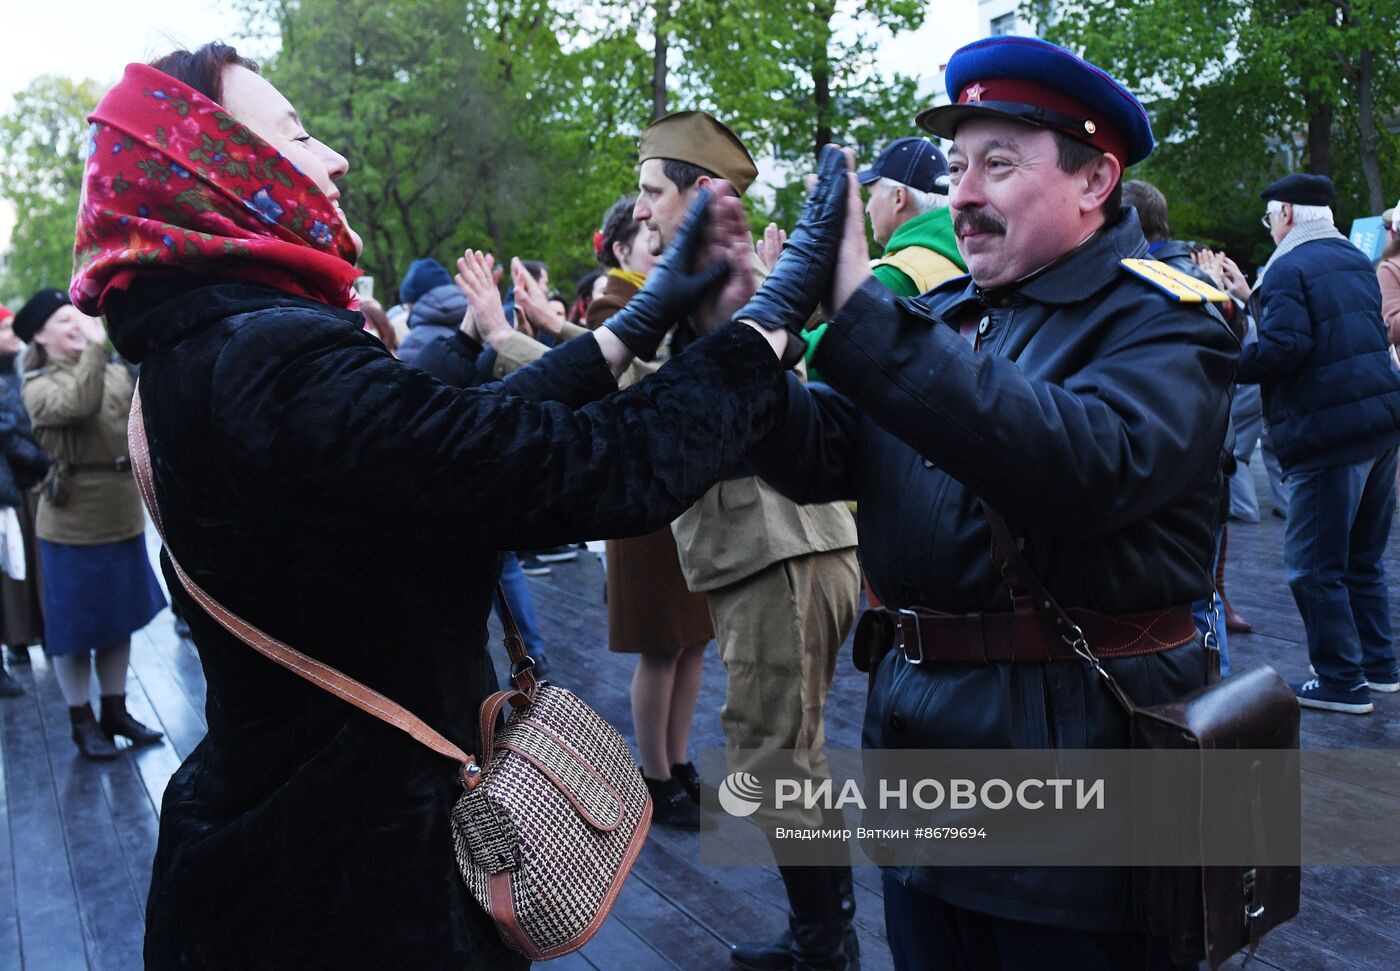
[{"x1": 882, "y1": 872, "x2": 1186, "y2": 971}]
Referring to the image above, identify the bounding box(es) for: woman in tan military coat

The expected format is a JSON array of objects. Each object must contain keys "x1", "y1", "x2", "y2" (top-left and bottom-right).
[{"x1": 15, "y1": 288, "x2": 166, "y2": 758}]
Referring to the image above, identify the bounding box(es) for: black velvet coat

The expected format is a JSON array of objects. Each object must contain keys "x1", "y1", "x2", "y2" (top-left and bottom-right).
[{"x1": 109, "y1": 279, "x2": 787, "y2": 969}]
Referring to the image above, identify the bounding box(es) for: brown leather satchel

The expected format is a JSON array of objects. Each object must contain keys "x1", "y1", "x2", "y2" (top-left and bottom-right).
[
  {"x1": 129, "y1": 389, "x2": 652, "y2": 959},
  {"x1": 982, "y1": 503, "x2": 1300, "y2": 969}
]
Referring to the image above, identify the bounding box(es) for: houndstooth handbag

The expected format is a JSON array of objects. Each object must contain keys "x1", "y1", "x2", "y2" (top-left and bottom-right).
[{"x1": 130, "y1": 389, "x2": 652, "y2": 960}]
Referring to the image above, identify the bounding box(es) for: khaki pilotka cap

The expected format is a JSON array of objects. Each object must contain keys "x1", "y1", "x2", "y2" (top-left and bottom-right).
[{"x1": 638, "y1": 111, "x2": 759, "y2": 197}]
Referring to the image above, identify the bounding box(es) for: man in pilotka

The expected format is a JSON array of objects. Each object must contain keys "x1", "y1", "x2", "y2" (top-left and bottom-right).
[{"x1": 732, "y1": 35, "x2": 1239, "y2": 967}]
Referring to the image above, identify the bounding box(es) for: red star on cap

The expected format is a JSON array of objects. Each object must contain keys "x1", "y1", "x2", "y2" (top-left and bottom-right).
[{"x1": 964, "y1": 83, "x2": 986, "y2": 103}]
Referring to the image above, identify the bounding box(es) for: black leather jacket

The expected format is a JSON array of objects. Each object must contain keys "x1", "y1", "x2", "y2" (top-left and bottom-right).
[{"x1": 752, "y1": 208, "x2": 1240, "y2": 931}]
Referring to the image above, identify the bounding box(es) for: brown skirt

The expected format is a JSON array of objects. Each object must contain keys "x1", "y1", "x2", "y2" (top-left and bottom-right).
[
  {"x1": 606, "y1": 526, "x2": 712, "y2": 654},
  {"x1": 1, "y1": 493, "x2": 44, "y2": 647}
]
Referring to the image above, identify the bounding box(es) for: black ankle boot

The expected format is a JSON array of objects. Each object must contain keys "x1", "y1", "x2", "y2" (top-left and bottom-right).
[
  {"x1": 790, "y1": 915, "x2": 849, "y2": 971},
  {"x1": 734, "y1": 864, "x2": 856, "y2": 970},
  {"x1": 644, "y1": 774, "x2": 700, "y2": 830},
  {"x1": 671, "y1": 761, "x2": 700, "y2": 804},
  {"x1": 731, "y1": 926, "x2": 795, "y2": 970},
  {"x1": 99, "y1": 694, "x2": 164, "y2": 746},
  {"x1": 791, "y1": 864, "x2": 857, "y2": 970},
  {"x1": 70, "y1": 704, "x2": 119, "y2": 760},
  {"x1": 731, "y1": 916, "x2": 859, "y2": 971}
]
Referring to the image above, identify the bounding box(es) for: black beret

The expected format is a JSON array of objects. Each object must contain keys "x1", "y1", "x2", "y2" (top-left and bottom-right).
[
  {"x1": 13, "y1": 288, "x2": 71, "y2": 344},
  {"x1": 1260, "y1": 173, "x2": 1335, "y2": 207}
]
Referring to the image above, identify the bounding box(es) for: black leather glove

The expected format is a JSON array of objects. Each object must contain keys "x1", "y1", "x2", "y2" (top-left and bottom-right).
[
  {"x1": 732, "y1": 145, "x2": 847, "y2": 335},
  {"x1": 604, "y1": 189, "x2": 729, "y2": 361}
]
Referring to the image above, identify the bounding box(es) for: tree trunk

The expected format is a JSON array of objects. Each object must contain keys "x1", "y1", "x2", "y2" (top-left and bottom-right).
[
  {"x1": 1355, "y1": 47, "x2": 1386, "y2": 213},
  {"x1": 1305, "y1": 93, "x2": 1333, "y2": 178},
  {"x1": 812, "y1": 0, "x2": 835, "y2": 160},
  {"x1": 651, "y1": 0, "x2": 670, "y2": 122}
]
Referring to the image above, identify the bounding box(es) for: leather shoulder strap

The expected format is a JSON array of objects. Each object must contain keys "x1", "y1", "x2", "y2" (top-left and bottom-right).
[
  {"x1": 128, "y1": 384, "x2": 529, "y2": 783},
  {"x1": 980, "y1": 499, "x2": 1137, "y2": 716}
]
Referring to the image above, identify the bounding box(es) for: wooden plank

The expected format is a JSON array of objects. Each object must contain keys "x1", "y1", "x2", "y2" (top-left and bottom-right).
[
  {"x1": 28, "y1": 655, "x2": 146, "y2": 971},
  {"x1": 123, "y1": 628, "x2": 206, "y2": 762},
  {"x1": 628, "y1": 838, "x2": 779, "y2": 947},
  {"x1": 8, "y1": 501, "x2": 1400, "y2": 969},
  {"x1": 120, "y1": 627, "x2": 204, "y2": 817},
  {"x1": 1, "y1": 659, "x2": 88, "y2": 971},
  {"x1": 606, "y1": 877, "x2": 729, "y2": 969},
  {"x1": 93, "y1": 755, "x2": 161, "y2": 920},
  {"x1": 543, "y1": 950, "x2": 597, "y2": 971},
  {"x1": 0, "y1": 674, "x2": 24, "y2": 971},
  {"x1": 576, "y1": 901, "x2": 678, "y2": 969}
]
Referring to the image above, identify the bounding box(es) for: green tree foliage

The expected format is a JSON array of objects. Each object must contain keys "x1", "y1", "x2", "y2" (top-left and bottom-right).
[
  {"x1": 241, "y1": 0, "x2": 651, "y2": 298},
  {"x1": 243, "y1": 0, "x2": 932, "y2": 293},
  {"x1": 0, "y1": 77, "x2": 105, "y2": 305},
  {"x1": 656, "y1": 0, "x2": 928, "y2": 229},
  {"x1": 1044, "y1": 0, "x2": 1400, "y2": 267},
  {"x1": 0, "y1": 3, "x2": 932, "y2": 303}
]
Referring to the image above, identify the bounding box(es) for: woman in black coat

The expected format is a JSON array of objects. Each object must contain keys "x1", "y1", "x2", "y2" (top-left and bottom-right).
[{"x1": 73, "y1": 44, "x2": 793, "y2": 969}]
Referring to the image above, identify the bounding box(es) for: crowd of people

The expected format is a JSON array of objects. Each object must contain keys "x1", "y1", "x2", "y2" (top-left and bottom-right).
[{"x1": 1, "y1": 28, "x2": 1398, "y2": 971}]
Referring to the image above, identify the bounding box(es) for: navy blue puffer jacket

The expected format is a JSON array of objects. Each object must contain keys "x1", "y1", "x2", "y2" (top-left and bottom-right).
[{"x1": 1237, "y1": 236, "x2": 1400, "y2": 470}]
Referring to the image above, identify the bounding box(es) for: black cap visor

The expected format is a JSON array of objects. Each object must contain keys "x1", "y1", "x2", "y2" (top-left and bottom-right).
[{"x1": 917, "y1": 101, "x2": 1093, "y2": 146}]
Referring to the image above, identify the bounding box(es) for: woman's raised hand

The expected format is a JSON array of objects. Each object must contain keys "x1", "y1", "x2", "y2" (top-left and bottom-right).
[
  {"x1": 77, "y1": 312, "x2": 108, "y2": 347},
  {"x1": 455, "y1": 250, "x2": 513, "y2": 347}
]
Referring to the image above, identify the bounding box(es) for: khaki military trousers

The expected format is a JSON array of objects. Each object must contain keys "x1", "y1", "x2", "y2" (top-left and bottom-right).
[{"x1": 708, "y1": 547, "x2": 860, "y2": 830}]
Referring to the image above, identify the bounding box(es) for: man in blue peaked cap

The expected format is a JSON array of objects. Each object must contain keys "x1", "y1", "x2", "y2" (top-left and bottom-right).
[{"x1": 728, "y1": 34, "x2": 1245, "y2": 969}]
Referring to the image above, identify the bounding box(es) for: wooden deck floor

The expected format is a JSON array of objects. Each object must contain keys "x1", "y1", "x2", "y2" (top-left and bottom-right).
[{"x1": 2, "y1": 462, "x2": 1399, "y2": 970}]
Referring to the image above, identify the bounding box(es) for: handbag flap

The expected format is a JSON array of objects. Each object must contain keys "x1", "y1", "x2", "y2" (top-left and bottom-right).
[
  {"x1": 495, "y1": 716, "x2": 625, "y2": 832},
  {"x1": 1133, "y1": 666, "x2": 1299, "y2": 749}
]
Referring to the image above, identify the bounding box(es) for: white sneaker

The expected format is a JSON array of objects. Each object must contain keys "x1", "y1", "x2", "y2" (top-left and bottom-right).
[
  {"x1": 1293, "y1": 677, "x2": 1374, "y2": 714},
  {"x1": 1310, "y1": 664, "x2": 1399, "y2": 693}
]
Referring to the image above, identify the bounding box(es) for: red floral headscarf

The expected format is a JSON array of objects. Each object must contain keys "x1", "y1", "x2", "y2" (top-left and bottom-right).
[{"x1": 71, "y1": 63, "x2": 361, "y2": 315}]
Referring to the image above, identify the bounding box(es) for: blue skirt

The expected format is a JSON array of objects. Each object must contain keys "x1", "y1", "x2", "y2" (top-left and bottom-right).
[{"x1": 39, "y1": 536, "x2": 167, "y2": 656}]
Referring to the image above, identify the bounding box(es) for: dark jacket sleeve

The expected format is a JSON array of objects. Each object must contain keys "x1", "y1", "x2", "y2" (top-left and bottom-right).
[
  {"x1": 413, "y1": 326, "x2": 628, "y2": 409},
  {"x1": 209, "y1": 314, "x2": 787, "y2": 550},
  {"x1": 1237, "y1": 260, "x2": 1312, "y2": 385},
  {"x1": 494, "y1": 335, "x2": 614, "y2": 407},
  {"x1": 800, "y1": 278, "x2": 1236, "y2": 536},
  {"x1": 748, "y1": 376, "x2": 863, "y2": 504},
  {"x1": 412, "y1": 332, "x2": 482, "y2": 389}
]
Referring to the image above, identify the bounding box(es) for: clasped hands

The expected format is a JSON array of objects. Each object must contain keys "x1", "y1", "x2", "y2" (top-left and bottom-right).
[{"x1": 454, "y1": 144, "x2": 871, "y2": 368}]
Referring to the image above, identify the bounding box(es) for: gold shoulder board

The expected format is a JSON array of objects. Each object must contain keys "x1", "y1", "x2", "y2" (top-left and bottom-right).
[{"x1": 1120, "y1": 258, "x2": 1229, "y2": 303}]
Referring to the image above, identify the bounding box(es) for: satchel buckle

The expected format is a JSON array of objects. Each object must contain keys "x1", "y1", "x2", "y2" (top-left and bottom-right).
[
  {"x1": 1243, "y1": 868, "x2": 1264, "y2": 920},
  {"x1": 897, "y1": 609, "x2": 923, "y2": 665}
]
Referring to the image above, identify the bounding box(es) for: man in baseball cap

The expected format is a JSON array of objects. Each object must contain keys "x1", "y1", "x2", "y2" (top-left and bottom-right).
[
  {"x1": 731, "y1": 34, "x2": 1245, "y2": 967},
  {"x1": 857, "y1": 137, "x2": 966, "y2": 296}
]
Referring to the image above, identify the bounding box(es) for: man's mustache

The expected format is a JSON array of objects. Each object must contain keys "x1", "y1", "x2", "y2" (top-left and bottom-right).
[{"x1": 955, "y1": 211, "x2": 1007, "y2": 237}]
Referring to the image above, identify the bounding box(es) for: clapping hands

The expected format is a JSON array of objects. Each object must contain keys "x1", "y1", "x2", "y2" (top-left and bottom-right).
[
  {"x1": 455, "y1": 250, "x2": 513, "y2": 348},
  {"x1": 510, "y1": 260, "x2": 567, "y2": 338},
  {"x1": 1192, "y1": 249, "x2": 1251, "y2": 301}
]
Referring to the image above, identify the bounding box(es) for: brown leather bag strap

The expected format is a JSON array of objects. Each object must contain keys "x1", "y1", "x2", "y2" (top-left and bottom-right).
[
  {"x1": 979, "y1": 499, "x2": 1138, "y2": 716},
  {"x1": 492, "y1": 577, "x2": 538, "y2": 697},
  {"x1": 129, "y1": 386, "x2": 497, "y2": 785},
  {"x1": 478, "y1": 688, "x2": 531, "y2": 768}
]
